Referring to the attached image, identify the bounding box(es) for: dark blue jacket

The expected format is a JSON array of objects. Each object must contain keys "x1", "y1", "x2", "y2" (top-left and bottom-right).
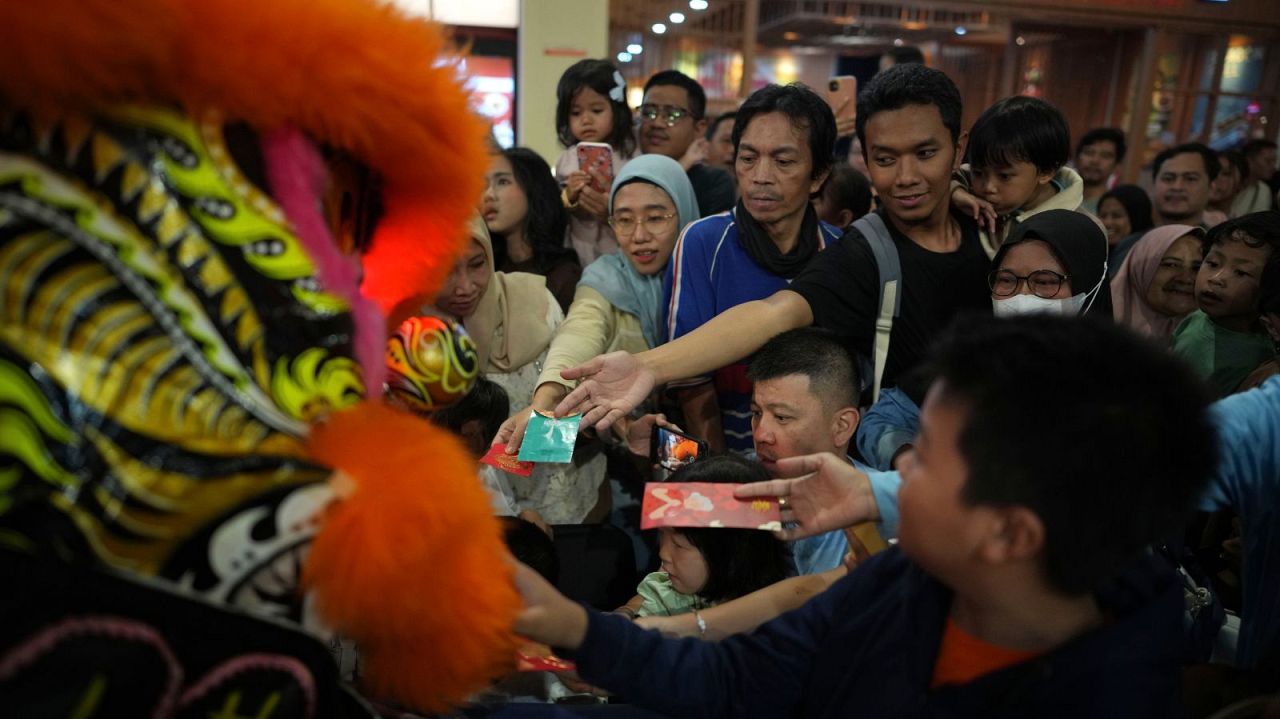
[{"x1": 568, "y1": 548, "x2": 1184, "y2": 718}]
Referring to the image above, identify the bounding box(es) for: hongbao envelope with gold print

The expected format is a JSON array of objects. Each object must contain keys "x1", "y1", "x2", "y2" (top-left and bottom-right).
[
  {"x1": 481, "y1": 443, "x2": 535, "y2": 477},
  {"x1": 640, "y1": 482, "x2": 782, "y2": 531}
]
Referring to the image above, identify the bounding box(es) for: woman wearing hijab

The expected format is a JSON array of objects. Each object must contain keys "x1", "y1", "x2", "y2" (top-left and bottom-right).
[
  {"x1": 1110, "y1": 225, "x2": 1205, "y2": 342},
  {"x1": 1096, "y1": 184, "x2": 1155, "y2": 274},
  {"x1": 989, "y1": 209, "x2": 1114, "y2": 318},
  {"x1": 496, "y1": 154, "x2": 700, "y2": 453},
  {"x1": 432, "y1": 217, "x2": 605, "y2": 524},
  {"x1": 857, "y1": 209, "x2": 1113, "y2": 471}
]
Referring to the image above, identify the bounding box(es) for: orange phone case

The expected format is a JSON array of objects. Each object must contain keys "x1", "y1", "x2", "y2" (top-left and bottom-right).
[{"x1": 826, "y1": 76, "x2": 857, "y2": 124}]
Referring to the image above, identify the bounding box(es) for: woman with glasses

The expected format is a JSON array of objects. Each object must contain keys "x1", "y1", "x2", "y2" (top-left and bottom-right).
[
  {"x1": 858, "y1": 209, "x2": 1112, "y2": 471},
  {"x1": 496, "y1": 154, "x2": 700, "y2": 454},
  {"x1": 988, "y1": 209, "x2": 1113, "y2": 318},
  {"x1": 1111, "y1": 225, "x2": 1206, "y2": 342}
]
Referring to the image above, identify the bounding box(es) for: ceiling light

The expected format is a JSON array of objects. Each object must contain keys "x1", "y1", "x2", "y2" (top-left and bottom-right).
[
  {"x1": 669, "y1": 12, "x2": 685, "y2": 23},
  {"x1": 617, "y1": 51, "x2": 633, "y2": 63},
  {"x1": 893, "y1": 37, "x2": 904, "y2": 46},
  {"x1": 954, "y1": 26, "x2": 967, "y2": 36},
  {"x1": 783, "y1": 31, "x2": 800, "y2": 41},
  {"x1": 627, "y1": 43, "x2": 643, "y2": 54},
  {"x1": 652, "y1": 22, "x2": 667, "y2": 34},
  {"x1": 1015, "y1": 35, "x2": 1026, "y2": 46},
  {"x1": 689, "y1": 0, "x2": 709, "y2": 9}
]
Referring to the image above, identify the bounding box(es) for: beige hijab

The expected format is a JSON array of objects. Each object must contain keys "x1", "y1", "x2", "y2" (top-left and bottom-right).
[
  {"x1": 460, "y1": 216, "x2": 554, "y2": 373},
  {"x1": 1110, "y1": 224, "x2": 1204, "y2": 340}
]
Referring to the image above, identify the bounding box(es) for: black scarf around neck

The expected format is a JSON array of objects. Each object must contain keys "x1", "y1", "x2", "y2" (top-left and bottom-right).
[{"x1": 735, "y1": 199, "x2": 822, "y2": 279}]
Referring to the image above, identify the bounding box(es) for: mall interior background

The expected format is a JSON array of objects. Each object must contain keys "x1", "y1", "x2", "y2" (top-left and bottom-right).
[{"x1": 410, "y1": 0, "x2": 1278, "y2": 186}]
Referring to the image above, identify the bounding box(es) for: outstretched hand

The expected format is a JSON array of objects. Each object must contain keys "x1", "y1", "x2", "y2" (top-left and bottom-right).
[
  {"x1": 733, "y1": 452, "x2": 878, "y2": 540},
  {"x1": 555, "y1": 351, "x2": 656, "y2": 434},
  {"x1": 496, "y1": 385, "x2": 567, "y2": 454},
  {"x1": 513, "y1": 562, "x2": 589, "y2": 651}
]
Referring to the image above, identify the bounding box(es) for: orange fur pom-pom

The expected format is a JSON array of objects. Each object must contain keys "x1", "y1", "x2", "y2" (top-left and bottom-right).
[
  {"x1": 304, "y1": 401, "x2": 520, "y2": 713},
  {"x1": 0, "y1": 0, "x2": 487, "y2": 314}
]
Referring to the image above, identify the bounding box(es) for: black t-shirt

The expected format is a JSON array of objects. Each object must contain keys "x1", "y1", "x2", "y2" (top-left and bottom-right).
[
  {"x1": 790, "y1": 209, "x2": 991, "y2": 390},
  {"x1": 687, "y1": 163, "x2": 735, "y2": 217}
]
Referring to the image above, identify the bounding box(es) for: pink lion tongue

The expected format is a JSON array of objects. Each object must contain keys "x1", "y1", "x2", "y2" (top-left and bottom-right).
[{"x1": 260, "y1": 127, "x2": 385, "y2": 398}]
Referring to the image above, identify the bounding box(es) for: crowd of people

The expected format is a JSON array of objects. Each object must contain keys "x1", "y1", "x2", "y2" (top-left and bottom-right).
[{"x1": 425, "y1": 49, "x2": 1280, "y2": 716}]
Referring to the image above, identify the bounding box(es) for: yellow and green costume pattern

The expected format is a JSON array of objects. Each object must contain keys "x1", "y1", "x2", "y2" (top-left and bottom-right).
[{"x1": 0, "y1": 106, "x2": 362, "y2": 583}]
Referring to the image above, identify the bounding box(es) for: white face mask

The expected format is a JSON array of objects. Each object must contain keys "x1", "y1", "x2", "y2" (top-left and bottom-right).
[
  {"x1": 992, "y1": 292, "x2": 1087, "y2": 317},
  {"x1": 991, "y1": 256, "x2": 1109, "y2": 318}
]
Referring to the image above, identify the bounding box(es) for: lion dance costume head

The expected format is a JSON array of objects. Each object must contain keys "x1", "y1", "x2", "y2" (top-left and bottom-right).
[{"x1": 0, "y1": 0, "x2": 520, "y2": 714}]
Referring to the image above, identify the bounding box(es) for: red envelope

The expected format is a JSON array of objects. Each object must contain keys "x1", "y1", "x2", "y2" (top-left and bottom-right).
[
  {"x1": 515, "y1": 643, "x2": 576, "y2": 672},
  {"x1": 640, "y1": 482, "x2": 782, "y2": 531},
  {"x1": 481, "y1": 443, "x2": 534, "y2": 477}
]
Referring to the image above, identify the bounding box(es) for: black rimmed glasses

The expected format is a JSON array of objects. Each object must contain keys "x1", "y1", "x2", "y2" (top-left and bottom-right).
[
  {"x1": 988, "y1": 269, "x2": 1070, "y2": 299},
  {"x1": 638, "y1": 103, "x2": 695, "y2": 127},
  {"x1": 608, "y1": 212, "x2": 677, "y2": 238}
]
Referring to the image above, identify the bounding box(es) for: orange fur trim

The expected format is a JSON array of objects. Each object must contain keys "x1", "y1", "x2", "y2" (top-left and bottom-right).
[
  {"x1": 0, "y1": 0, "x2": 485, "y2": 312},
  {"x1": 304, "y1": 401, "x2": 519, "y2": 713}
]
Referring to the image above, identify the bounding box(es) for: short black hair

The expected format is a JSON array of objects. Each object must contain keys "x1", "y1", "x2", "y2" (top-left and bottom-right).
[
  {"x1": 1205, "y1": 211, "x2": 1280, "y2": 264},
  {"x1": 1152, "y1": 142, "x2": 1220, "y2": 183},
  {"x1": 748, "y1": 329, "x2": 861, "y2": 410},
  {"x1": 820, "y1": 165, "x2": 873, "y2": 226},
  {"x1": 555, "y1": 58, "x2": 636, "y2": 155},
  {"x1": 921, "y1": 315, "x2": 1217, "y2": 596},
  {"x1": 430, "y1": 377, "x2": 510, "y2": 443},
  {"x1": 1219, "y1": 149, "x2": 1250, "y2": 182},
  {"x1": 856, "y1": 64, "x2": 963, "y2": 149},
  {"x1": 706, "y1": 111, "x2": 736, "y2": 141},
  {"x1": 1241, "y1": 138, "x2": 1278, "y2": 159},
  {"x1": 644, "y1": 70, "x2": 707, "y2": 120},
  {"x1": 1098, "y1": 184, "x2": 1154, "y2": 236},
  {"x1": 733, "y1": 84, "x2": 837, "y2": 182},
  {"x1": 501, "y1": 516, "x2": 560, "y2": 583},
  {"x1": 666, "y1": 456, "x2": 792, "y2": 603},
  {"x1": 1076, "y1": 127, "x2": 1127, "y2": 164},
  {"x1": 883, "y1": 46, "x2": 925, "y2": 66},
  {"x1": 495, "y1": 148, "x2": 575, "y2": 267},
  {"x1": 965, "y1": 96, "x2": 1070, "y2": 174}
]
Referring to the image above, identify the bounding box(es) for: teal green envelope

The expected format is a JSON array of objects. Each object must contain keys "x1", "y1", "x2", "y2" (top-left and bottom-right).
[{"x1": 517, "y1": 410, "x2": 582, "y2": 464}]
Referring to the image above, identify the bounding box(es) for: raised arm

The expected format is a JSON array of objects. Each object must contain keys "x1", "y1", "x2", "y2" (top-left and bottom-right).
[
  {"x1": 556, "y1": 289, "x2": 813, "y2": 432},
  {"x1": 734, "y1": 452, "x2": 904, "y2": 539},
  {"x1": 635, "y1": 567, "x2": 844, "y2": 640},
  {"x1": 496, "y1": 286, "x2": 617, "y2": 451}
]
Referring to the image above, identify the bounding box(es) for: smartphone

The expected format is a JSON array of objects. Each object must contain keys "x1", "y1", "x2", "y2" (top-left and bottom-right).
[
  {"x1": 576, "y1": 142, "x2": 614, "y2": 194},
  {"x1": 650, "y1": 425, "x2": 709, "y2": 472},
  {"x1": 826, "y1": 76, "x2": 857, "y2": 125}
]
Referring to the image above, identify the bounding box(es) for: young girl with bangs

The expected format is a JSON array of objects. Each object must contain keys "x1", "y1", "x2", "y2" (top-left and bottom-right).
[{"x1": 554, "y1": 59, "x2": 638, "y2": 265}]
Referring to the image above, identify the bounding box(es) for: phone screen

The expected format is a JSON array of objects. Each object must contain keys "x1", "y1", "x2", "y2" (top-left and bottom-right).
[{"x1": 653, "y1": 426, "x2": 703, "y2": 471}]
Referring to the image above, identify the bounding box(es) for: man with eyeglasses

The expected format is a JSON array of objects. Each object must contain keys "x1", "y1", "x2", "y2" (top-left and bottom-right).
[
  {"x1": 553, "y1": 65, "x2": 992, "y2": 449},
  {"x1": 662, "y1": 83, "x2": 843, "y2": 455},
  {"x1": 639, "y1": 71, "x2": 735, "y2": 218}
]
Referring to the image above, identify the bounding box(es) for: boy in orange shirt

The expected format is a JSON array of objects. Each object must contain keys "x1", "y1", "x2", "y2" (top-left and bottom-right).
[{"x1": 515, "y1": 315, "x2": 1217, "y2": 717}]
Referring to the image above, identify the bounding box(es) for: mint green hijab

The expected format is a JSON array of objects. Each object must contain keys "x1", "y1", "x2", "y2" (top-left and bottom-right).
[{"x1": 578, "y1": 154, "x2": 700, "y2": 348}]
